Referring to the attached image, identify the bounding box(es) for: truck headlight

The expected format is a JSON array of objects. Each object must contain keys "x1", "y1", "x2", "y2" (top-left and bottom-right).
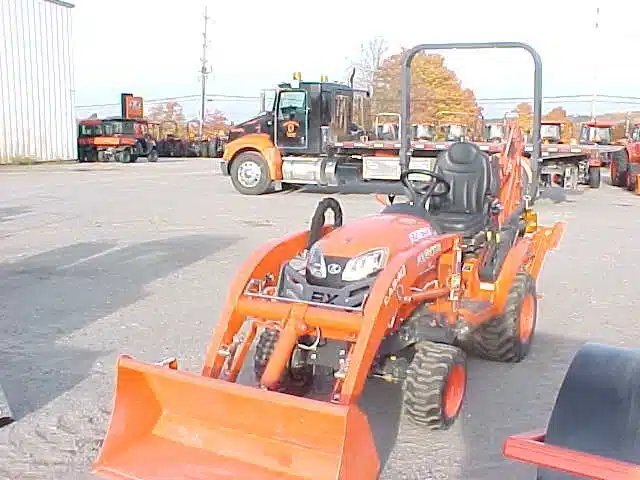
[
  {"x1": 342, "y1": 248, "x2": 388, "y2": 282},
  {"x1": 307, "y1": 244, "x2": 327, "y2": 278}
]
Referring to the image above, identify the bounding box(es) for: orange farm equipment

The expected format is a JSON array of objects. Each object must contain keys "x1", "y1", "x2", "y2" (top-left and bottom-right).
[
  {"x1": 92, "y1": 42, "x2": 564, "y2": 480},
  {"x1": 77, "y1": 94, "x2": 159, "y2": 163},
  {"x1": 610, "y1": 123, "x2": 640, "y2": 192},
  {"x1": 504, "y1": 342, "x2": 640, "y2": 480}
]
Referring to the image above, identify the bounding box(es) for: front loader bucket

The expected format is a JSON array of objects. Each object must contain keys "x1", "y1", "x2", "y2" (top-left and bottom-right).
[{"x1": 93, "y1": 355, "x2": 379, "y2": 480}]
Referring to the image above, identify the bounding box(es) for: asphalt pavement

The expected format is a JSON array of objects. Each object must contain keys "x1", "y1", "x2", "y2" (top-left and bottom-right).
[{"x1": 1, "y1": 158, "x2": 639, "y2": 479}]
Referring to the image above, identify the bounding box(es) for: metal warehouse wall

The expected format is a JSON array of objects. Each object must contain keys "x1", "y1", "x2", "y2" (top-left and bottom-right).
[{"x1": 0, "y1": 0, "x2": 75, "y2": 163}]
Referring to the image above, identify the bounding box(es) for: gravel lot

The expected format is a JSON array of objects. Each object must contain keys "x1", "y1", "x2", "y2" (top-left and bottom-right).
[{"x1": 1, "y1": 158, "x2": 639, "y2": 480}]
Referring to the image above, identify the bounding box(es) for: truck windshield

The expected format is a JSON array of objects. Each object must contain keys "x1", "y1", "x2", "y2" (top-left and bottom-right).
[
  {"x1": 277, "y1": 91, "x2": 306, "y2": 120},
  {"x1": 79, "y1": 124, "x2": 109, "y2": 136},
  {"x1": 541, "y1": 124, "x2": 561, "y2": 140},
  {"x1": 582, "y1": 126, "x2": 612, "y2": 144},
  {"x1": 486, "y1": 124, "x2": 504, "y2": 139},
  {"x1": 103, "y1": 120, "x2": 135, "y2": 135}
]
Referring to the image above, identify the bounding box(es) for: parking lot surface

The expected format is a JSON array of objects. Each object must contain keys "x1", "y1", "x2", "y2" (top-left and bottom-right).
[{"x1": 1, "y1": 158, "x2": 639, "y2": 479}]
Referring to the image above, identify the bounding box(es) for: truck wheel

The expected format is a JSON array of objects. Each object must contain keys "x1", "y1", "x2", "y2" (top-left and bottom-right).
[
  {"x1": 230, "y1": 151, "x2": 273, "y2": 195},
  {"x1": 588, "y1": 166, "x2": 601, "y2": 188},
  {"x1": 87, "y1": 149, "x2": 98, "y2": 163},
  {"x1": 612, "y1": 151, "x2": 629, "y2": 187},
  {"x1": 253, "y1": 328, "x2": 313, "y2": 394},
  {"x1": 472, "y1": 272, "x2": 537, "y2": 362},
  {"x1": 627, "y1": 164, "x2": 640, "y2": 192},
  {"x1": 120, "y1": 150, "x2": 131, "y2": 163},
  {"x1": 402, "y1": 341, "x2": 467, "y2": 430},
  {"x1": 147, "y1": 149, "x2": 158, "y2": 162}
]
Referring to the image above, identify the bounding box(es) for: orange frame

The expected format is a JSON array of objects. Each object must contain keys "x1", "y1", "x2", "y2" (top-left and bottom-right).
[{"x1": 504, "y1": 430, "x2": 640, "y2": 480}]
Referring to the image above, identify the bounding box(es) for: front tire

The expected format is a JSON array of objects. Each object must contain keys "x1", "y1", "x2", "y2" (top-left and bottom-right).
[
  {"x1": 230, "y1": 151, "x2": 272, "y2": 195},
  {"x1": 402, "y1": 342, "x2": 467, "y2": 430},
  {"x1": 253, "y1": 328, "x2": 313, "y2": 395},
  {"x1": 147, "y1": 149, "x2": 159, "y2": 162},
  {"x1": 588, "y1": 166, "x2": 601, "y2": 188},
  {"x1": 472, "y1": 272, "x2": 537, "y2": 362}
]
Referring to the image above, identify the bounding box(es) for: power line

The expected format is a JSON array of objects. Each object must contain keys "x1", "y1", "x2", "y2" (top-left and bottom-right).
[{"x1": 74, "y1": 93, "x2": 260, "y2": 109}]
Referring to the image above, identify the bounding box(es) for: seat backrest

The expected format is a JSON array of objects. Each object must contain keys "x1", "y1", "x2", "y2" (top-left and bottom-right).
[{"x1": 433, "y1": 142, "x2": 492, "y2": 214}]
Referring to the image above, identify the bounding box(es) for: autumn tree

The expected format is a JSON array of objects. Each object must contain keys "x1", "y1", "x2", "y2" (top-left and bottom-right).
[
  {"x1": 514, "y1": 103, "x2": 533, "y2": 134},
  {"x1": 147, "y1": 101, "x2": 187, "y2": 136},
  {"x1": 371, "y1": 51, "x2": 480, "y2": 131},
  {"x1": 349, "y1": 36, "x2": 389, "y2": 91},
  {"x1": 543, "y1": 106, "x2": 573, "y2": 142},
  {"x1": 202, "y1": 109, "x2": 230, "y2": 137}
]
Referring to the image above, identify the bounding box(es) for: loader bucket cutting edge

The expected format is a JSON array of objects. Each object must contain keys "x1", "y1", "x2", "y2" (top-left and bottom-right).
[{"x1": 93, "y1": 355, "x2": 379, "y2": 480}]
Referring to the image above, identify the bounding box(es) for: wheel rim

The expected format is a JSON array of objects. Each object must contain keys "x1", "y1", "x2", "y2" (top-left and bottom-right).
[
  {"x1": 443, "y1": 364, "x2": 465, "y2": 419},
  {"x1": 518, "y1": 294, "x2": 535, "y2": 342},
  {"x1": 237, "y1": 161, "x2": 262, "y2": 188}
]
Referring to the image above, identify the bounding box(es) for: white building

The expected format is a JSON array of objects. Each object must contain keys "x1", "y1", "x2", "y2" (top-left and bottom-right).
[{"x1": 0, "y1": 0, "x2": 75, "y2": 163}]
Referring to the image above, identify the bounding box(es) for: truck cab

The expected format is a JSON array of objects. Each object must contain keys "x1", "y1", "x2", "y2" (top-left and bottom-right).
[
  {"x1": 541, "y1": 121, "x2": 563, "y2": 144},
  {"x1": 226, "y1": 79, "x2": 371, "y2": 157},
  {"x1": 579, "y1": 122, "x2": 613, "y2": 146}
]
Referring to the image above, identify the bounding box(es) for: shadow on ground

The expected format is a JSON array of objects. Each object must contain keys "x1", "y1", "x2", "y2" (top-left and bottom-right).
[
  {"x1": 358, "y1": 332, "x2": 589, "y2": 479},
  {"x1": 537, "y1": 186, "x2": 585, "y2": 204},
  {"x1": 0, "y1": 234, "x2": 237, "y2": 419},
  {"x1": 0, "y1": 206, "x2": 31, "y2": 223}
]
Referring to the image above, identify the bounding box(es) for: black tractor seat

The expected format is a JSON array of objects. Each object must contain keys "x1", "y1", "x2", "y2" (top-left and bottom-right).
[{"x1": 383, "y1": 142, "x2": 499, "y2": 238}]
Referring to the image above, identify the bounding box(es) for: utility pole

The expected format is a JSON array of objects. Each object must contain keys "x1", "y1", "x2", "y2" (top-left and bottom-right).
[
  {"x1": 591, "y1": 6, "x2": 600, "y2": 122},
  {"x1": 199, "y1": 6, "x2": 212, "y2": 137}
]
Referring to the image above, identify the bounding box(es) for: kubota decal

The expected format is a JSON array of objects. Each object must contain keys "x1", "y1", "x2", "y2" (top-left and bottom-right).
[
  {"x1": 408, "y1": 227, "x2": 434, "y2": 244},
  {"x1": 417, "y1": 243, "x2": 442, "y2": 265},
  {"x1": 383, "y1": 264, "x2": 407, "y2": 306}
]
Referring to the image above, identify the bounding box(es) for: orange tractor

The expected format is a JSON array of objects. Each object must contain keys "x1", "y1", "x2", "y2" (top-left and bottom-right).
[
  {"x1": 92, "y1": 42, "x2": 564, "y2": 480},
  {"x1": 504, "y1": 342, "x2": 640, "y2": 480}
]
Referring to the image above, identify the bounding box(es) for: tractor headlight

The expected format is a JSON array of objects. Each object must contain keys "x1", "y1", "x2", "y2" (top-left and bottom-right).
[
  {"x1": 307, "y1": 244, "x2": 327, "y2": 278},
  {"x1": 342, "y1": 248, "x2": 388, "y2": 282}
]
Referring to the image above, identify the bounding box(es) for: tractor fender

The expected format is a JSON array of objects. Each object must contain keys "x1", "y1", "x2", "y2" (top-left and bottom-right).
[
  {"x1": 492, "y1": 239, "x2": 531, "y2": 313},
  {"x1": 222, "y1": 134, "x2": 283, "y2": 180}
]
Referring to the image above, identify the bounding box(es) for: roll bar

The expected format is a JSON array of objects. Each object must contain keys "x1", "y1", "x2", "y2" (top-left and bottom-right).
[{"x1": 400, "y1": 42, "x2": 542, "y2": 174}]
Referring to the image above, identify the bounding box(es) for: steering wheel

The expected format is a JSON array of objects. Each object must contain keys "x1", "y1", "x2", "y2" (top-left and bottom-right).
[{"x1": 400, "y1": 168, "x2": 451, "y2": 208}]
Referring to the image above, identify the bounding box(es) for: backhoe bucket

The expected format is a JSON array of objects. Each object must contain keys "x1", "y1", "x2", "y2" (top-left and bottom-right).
[{"x1": 93, "y1": 355, "x2": 379, "y2": 480}]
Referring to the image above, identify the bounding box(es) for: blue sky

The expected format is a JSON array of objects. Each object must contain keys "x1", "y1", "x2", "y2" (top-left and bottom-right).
[{"x1": 71, "y1": 0, "x2": 640, "y2": 122}]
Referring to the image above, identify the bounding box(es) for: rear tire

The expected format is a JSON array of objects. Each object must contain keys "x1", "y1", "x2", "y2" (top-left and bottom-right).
[
  {"x1": 402, "y1": 342, "x2": 467, "y2": 430},
  {"x1": 230, "y1": 151, "x2": 272, "y2": 195},
  {"x1": 148, "y1": 149, "x2": 159, "y2": 162},
  {"x1": 588, "y1": 166, "x2": 601, "y2": 188},
  {"x1": 472, "y1": 272, "x2": 537, "y2": 362}
]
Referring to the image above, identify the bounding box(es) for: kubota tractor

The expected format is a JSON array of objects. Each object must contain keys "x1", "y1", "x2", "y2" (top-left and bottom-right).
[
  {"x1": 92, "y1": 42, "x2": 563, "y2": 480},
  {"x1": 504, "y1": 342, "x2": 640, "y2": 480}
]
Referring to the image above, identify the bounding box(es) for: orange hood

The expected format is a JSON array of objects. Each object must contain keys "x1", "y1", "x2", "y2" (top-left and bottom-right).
[{"x1": 316, "y1": 213, "x2": 437, "y2": 259}]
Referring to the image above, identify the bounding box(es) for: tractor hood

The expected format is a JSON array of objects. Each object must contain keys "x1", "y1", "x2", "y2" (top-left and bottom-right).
[
  {"x1": 317, "y1": 213, "x2": 437, "y2": 258},
  {"x1": 305, "y1": 213, "x2": 438, "y2": 286}
]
